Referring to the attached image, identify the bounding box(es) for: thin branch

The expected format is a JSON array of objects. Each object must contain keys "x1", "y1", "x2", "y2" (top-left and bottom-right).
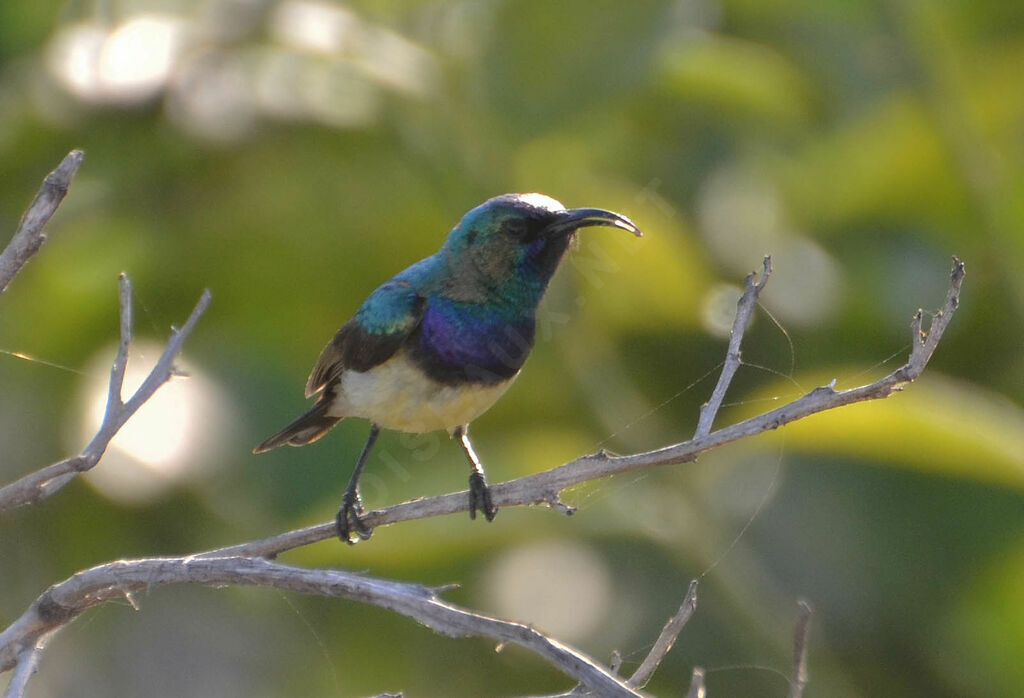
[
  {"x1": 695, "y1": 256, "x2": 772, "y2": 438},
  {"x1": 685, "y1": 668, "x2": 706, "y2": 698},
  {"x1": 543, "y1": 580, "x2": 698, "y2": 698},
  {"x1": 0, "y1": 150, "x2": 84, "y2": 297},
  {"x1": 609, "y1": 650, "x2": 623, "y2": 675},
  {"x1": 2, "y1": 646, "x2": 42, "y2": 698},
  {"x1": 104, "y1": 273, "x2": 133, "y2": 419},
  {"x1": 627, "y1": 579, "x2": 699, "y2": 689},
  {"x1": 0, "y1": 278, "x2": 212, "y2": 513},
  {"x1": 0, "y1": 557, "x2": 644, "y2": 698},
  {"x1": 788, "y1": 600, "x2": 813, "y2": 698},
  {"x1": 208, "y1": 258, "x2": 964, "y2": 560}
]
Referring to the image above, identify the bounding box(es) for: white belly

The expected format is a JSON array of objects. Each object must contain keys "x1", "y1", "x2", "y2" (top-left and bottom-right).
[{"x1": 327, "y1": 349, "x2": 515, "y2": 432}]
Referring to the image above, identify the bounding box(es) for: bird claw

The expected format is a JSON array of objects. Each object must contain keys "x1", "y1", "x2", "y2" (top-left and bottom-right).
[
  {"x1": 336, "y1": 491, "x2": 373, "y2": 544},
  {"x1": 469, "y1": 471, "x2": 497, "y2": 522}
]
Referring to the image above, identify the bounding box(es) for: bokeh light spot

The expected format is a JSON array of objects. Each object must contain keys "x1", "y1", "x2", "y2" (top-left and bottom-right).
[
  {"x1": 47, "y1": 15, "x2": 188, "y2": 104},
  {"x1": 481, "y1": 540, "x2": 612, "y2": 642},
  {"x1": 99, "y1": 15, "x2": 188, "y2": 101}
]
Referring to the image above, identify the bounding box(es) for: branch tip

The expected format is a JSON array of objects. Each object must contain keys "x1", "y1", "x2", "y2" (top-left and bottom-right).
[
  {"x1": 42, "y1": 150, "x2": 85, "y2": 192},
  {"x1": 686, "y1": 667, "x2": 706, "y2": 698},
  {"x1": 62, "y1": 149, "x2": 86, "y2": 170},
  {"x1": 0, "y1": 150, "x2": 86, "y2": 297},
  {"x1": 950, "y1": 255, "x2": 965, "y2": 281},
  {"x1": 685, "y1": 578, "x2": 699, "y2": 611},
  {"x1": 947, "y1": 256, "x2": 965, "y2": 309},
  {"x1": 788, "y1": 599, "x2": 813, "y2": 698},
  {"x1": 431, "y1": 582, "x2": 459, "y2": 595},
  {"x1": 756, "y1": 255, "x2": 772, "y2": 290},
  {"x1": 609, "y1": 649, "x2": 622, "y2": 674},
  {"x1": 627, "y1": 578, "x2": 699, "y2": 688}
]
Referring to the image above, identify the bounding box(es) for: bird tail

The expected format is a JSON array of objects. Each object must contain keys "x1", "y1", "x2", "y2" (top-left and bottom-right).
[{"x1": 253, "y1": 400, "x2": 342, "y2": 454}]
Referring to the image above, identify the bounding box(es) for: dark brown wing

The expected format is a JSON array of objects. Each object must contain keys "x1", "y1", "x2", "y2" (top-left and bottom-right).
[{"x1": 304, "y1": 282, "x2": 426, "y2": 397}]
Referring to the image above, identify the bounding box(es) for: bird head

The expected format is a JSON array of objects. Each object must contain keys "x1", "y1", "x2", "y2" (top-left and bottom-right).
[{"x1": 440, "y1": 193, "x2": 641, "y2": 302}]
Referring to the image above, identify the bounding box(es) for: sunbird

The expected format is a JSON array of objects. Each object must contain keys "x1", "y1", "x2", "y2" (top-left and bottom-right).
[{"x1": 255, "y1": 193, "x2": 641, "y2": 543}]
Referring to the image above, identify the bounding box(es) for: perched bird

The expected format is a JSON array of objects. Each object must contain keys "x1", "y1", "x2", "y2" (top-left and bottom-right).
[{"x1": 254, "y1": 193, "x2": 641, "y2": 543}]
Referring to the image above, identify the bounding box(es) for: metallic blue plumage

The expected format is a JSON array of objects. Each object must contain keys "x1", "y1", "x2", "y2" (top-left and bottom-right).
[{"x1": 414, "y1": 294, "x2": 535, "y2": 384}]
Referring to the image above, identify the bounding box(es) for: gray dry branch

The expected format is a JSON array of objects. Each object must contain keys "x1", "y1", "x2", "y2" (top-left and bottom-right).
[
  {"x1": 0, "y1": 150, "x2": 84, "y2": 296},
  {"x1": 544, "y1": 580, "x2": 700, "y2": 698},
  {"x1": 0, "y1": 150, "x2": 212, "y2": 514},
  {"x1": 628, "y1": 580, "x2": 700, "y2": 690},
  {"x1": 0, "y1": 276, "x2": 211, "y2": 512},
  {"x1": 0, "y1": 557, "x2": 644, "y2": 698},
  {"x1": 0, "y1": 155, "x2": 966, "y2": 698},
  {"x1": 695, "y1": 256, "x2": 772, "y2": 438}
]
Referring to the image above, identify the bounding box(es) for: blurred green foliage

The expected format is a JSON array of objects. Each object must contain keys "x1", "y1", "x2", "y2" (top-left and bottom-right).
[{"x1": 2, "y1": 1, "x2": 1023, "y2": 696}]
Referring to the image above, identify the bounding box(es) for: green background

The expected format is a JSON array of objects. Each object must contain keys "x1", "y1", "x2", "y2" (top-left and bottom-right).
[{"x1": 2, "y1": 1, "x2": 1023, "y2": 696}]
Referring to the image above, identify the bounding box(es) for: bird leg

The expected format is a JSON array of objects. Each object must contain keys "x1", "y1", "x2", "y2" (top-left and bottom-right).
[
  {"x1": 336, "y1": 423, "x2": 381, "y2": 544},
  {"x1": 455, "y1": 425, "x2": 497, "y2": 521}
]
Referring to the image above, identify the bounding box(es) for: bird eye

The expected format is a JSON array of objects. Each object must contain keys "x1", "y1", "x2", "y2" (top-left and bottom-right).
[{"x1": 504, "y1": 219, "x2": 530, "y2": 239}]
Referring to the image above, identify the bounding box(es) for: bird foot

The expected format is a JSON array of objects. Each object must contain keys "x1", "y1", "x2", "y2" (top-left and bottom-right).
[
  {"x1": 469, "y1": 471, "x2": 497, "y2": 522},
  {"x1": 336, "y1": 490, "x2": 373, "y2": 544}
]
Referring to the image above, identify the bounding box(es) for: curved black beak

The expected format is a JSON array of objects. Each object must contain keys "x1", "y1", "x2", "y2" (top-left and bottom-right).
[{"x1": 545, "y1": 207, "x2": 643, "y2": 238}]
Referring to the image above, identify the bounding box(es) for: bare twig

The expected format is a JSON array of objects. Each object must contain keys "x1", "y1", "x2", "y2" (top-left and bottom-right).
[
  {"x1": 2, "y1": 646, "x2": 42, "y2": 698},
  {"x1": 695, "y1": 256, "x2": 772, "y2": 438},
  {"x1": 543, "y1": 580, "x2": 699, "y2": 698},
  {"x1": 207, "y1": 258, "x2": 964, "y2": 560},
  {"x1": 0, "y1": 556, "x2": 643, "y2": 698},
  {"x1": 609, "y1": 650, "x2": 623, "y2": 675},
  {"x1": 788, "y1": 600, "x2": 813, "y2": 698},
  {"x1": 685, "y1": 668, "x2": 706, "y2": 698},
  {"x1": 0, "y1": 277, "x2": 212, "y2": 512},
  {"x1": 0, "y1": 150, "x2": 84, "y2": 297},
  {"x1": 628, "y1": 580, "x2": 699, "y2": 689}
]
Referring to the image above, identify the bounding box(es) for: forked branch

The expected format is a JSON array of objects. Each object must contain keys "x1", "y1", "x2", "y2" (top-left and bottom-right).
[
  {"x1": 0, "y1": 150, "x2": 213, "y2": 513},
  {"x1": 0, "y1": 277, "x2": 211, "y2": 513},
  {"x1": 695, "y1": 256, "x2": 772, "y2": 438}
]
